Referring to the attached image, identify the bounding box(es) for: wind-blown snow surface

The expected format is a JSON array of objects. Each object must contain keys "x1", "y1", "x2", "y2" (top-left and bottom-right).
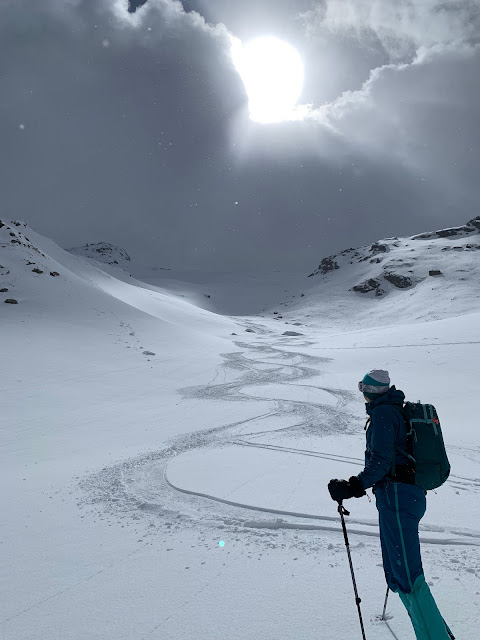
[{"x1": 1, "y1": 220, "x2": 480, "y2": 640}]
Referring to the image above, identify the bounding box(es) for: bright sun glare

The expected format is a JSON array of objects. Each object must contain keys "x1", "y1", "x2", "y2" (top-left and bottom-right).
[{"x1": 231, "y1": 36, "x2": 304, "y2": 124}]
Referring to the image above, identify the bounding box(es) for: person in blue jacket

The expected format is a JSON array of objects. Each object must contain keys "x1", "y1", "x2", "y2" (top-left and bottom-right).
[{"x1": 328, "y1": 370, "x2": 454, "y2": 640}]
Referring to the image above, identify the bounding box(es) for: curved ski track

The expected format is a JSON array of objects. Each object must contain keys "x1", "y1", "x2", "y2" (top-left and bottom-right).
[{"x1": 80, "y1": 326, "x2": 480, "y2": 548}]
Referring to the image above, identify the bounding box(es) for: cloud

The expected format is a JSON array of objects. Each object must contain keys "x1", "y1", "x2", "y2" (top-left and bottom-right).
[
  {"x1": 297, "y1": 1, "x2": 480, "y2": 196},
  {"x1": 303, "y1": 39, "x2": 480, "y2": 213},
  {"x1": 112, "y1": 0, "x2": 231, "y2": 39},
  {"x1": 302, "y1": 0, "x2": 480, "y2": 62},
  {"x1": 1, "y1": 0, "x2": 479, "y2": 272},
  {"x1": 0, "y1": 0, "x2": 251, "y2": 266},
  {"x1": 0, "y1": 0, "x2": 233, "y2": 49},
  {"x1": 298, "y1": 0, "x2": 480, "y2": 123}
]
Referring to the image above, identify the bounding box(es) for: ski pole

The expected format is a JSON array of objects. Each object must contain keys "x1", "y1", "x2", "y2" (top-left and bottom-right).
[
  {"x1": 379, "y1": 586, "x2": 405, "y2": 640},
  {"x1": 337, "y1": 502, "x2": 367, "y2": 640},
  {"x1": 381, "y1": 586, "x2": 389, "y2": 620}
]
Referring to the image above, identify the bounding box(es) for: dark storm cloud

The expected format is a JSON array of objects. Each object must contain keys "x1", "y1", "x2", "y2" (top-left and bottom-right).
[
  {"x1": 1, "y1": 0, "x2": 480, "y2": 272},
  {"x1": 129, "y1": 0, "x2": 148, "y2": 11},
  {"x1": 1, "y1": 0, "x2": 248, "y2": 268}
]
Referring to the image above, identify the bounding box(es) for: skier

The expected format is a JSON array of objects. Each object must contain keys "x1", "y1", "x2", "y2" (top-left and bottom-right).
[{"x1": 328, "y1": 370, "x2": 454, "y2": 640}]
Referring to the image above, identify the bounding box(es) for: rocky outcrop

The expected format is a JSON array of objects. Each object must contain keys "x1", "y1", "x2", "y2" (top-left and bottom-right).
[
  {"x1": 413, "y1": 216, "x2": 480, "y2": 240},
  {"x1": 0, "y1": 219, "x2": 46, "y2": 257},
  {"x1": 307, "y1": 215, "x2": 479, "y2": 301},
  {"x1": 383, "y1": 273, "x2": 413, "y2": 288},
  {"x1": 351, "y1": 271, "x2": 413, "y2": 297},
  {"x1": 352, "y1": 278, "x2": 386, "y2": 297},
  {"x1": 441, "y1": 244, "x2": 480, "y2": 252},
  {"x1": 69, "y1": 242, "x2": 131, "y2": 265},
  {"x1": 364, "y1": 242, "x2": 390, "y2": 259},
  {"x1": 469, "y1": 216, "x2": 480, "y2": 231},
  {"x1": 309, "y1": 239, "x2": 397, "y2": 277},
  {"x1": 315, "y1": 257, "x2": 340, "y2": 275}
]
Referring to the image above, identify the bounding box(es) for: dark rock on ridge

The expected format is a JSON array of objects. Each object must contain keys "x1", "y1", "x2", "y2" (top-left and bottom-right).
[
  {"x1": 316, "y1": 257, "x2": 340, "y2": 275},
  {"x1": 352, "y1": 279, "x2": 385, "y2": 296},
  {"x1": 412, "y1": 216, "x2": 480, "y2": 240},
  {"x1": 383, "y1": 273, "x2": 413, "y2": 288}
]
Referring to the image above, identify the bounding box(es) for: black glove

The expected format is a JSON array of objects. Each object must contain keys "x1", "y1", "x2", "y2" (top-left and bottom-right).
[
  {"x1": 328, "y1": 476, "x2": 366, "y2": 503},
  {"x1": 348, "y1": 475, "x2": 367, "y2": 498}
]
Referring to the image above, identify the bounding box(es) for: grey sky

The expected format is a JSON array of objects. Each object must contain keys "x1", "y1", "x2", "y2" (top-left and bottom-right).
[{"x1": 2, "y1": 0, "x2": 479, "y2": 271}]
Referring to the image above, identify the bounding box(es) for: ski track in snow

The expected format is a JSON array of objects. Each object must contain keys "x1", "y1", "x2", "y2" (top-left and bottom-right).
[{"x1": 80, "y1": 323, "x2": 480, "y2": 556}]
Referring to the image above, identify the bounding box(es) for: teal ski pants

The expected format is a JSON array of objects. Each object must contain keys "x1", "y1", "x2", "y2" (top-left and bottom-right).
[{"x1": 375, "y1": 481, "x2": 454, "y2": 640}]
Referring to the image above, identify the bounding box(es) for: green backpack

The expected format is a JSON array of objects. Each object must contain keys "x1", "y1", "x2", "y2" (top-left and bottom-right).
[{"x1": 394, "y1": 402, "x2": 451, "y2": 491}]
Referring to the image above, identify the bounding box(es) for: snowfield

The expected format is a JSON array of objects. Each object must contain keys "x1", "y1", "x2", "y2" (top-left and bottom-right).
[{"x1": 1, "y1": 219, "x2": 480, "y2": 639}]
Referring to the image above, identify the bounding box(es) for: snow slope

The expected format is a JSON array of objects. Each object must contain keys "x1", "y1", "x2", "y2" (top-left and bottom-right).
[
  {"x1": 126, "y1": 217, "x2": 480, "y2": 326},
  {"x1": 266, "y1": 215, "x2": 480, "y2": 329},
  {"x1": 1, "y1": 219, "x2": 480, "y2": 640}
]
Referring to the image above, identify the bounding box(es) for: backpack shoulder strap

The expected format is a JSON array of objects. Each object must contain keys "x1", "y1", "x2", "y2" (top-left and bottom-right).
[{"x1": 390, "y1": 404, "x2": 416, "y2": 480}]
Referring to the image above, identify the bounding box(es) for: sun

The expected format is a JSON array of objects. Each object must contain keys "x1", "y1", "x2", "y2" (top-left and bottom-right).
[{"x1": 231, "y1": 36, "x2": 304, "y2": 124}]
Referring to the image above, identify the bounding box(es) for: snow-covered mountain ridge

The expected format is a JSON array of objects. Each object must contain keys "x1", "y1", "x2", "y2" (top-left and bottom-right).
[
  {"x1": 307, "y1": 215, "x2": 480, "y2": 298},
  {"x1": 69, "y1": 242, "x2": 131, "y2": 266},
  {"x1": 0, "y1": 219, "x2": 56, "y2": 304},
  {"x1": 3, "y1": 215, "x2": 480, "y2": 330},
  {"x1": 0, "y1": 218, "x2": 236, "y2": 340},
  {"x1": 255, "y1": 216, "x2": 480, "y2": 330}
]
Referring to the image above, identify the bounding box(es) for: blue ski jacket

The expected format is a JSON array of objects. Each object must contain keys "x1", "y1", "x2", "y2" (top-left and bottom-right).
[{"x1": 356, "y1": 386, "x2": 410, "y2": 490}]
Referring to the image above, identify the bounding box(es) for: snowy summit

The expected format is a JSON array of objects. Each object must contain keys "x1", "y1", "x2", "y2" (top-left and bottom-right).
[{"x1": 69, "y1": 242, "x2": 131, "y2": 266}]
